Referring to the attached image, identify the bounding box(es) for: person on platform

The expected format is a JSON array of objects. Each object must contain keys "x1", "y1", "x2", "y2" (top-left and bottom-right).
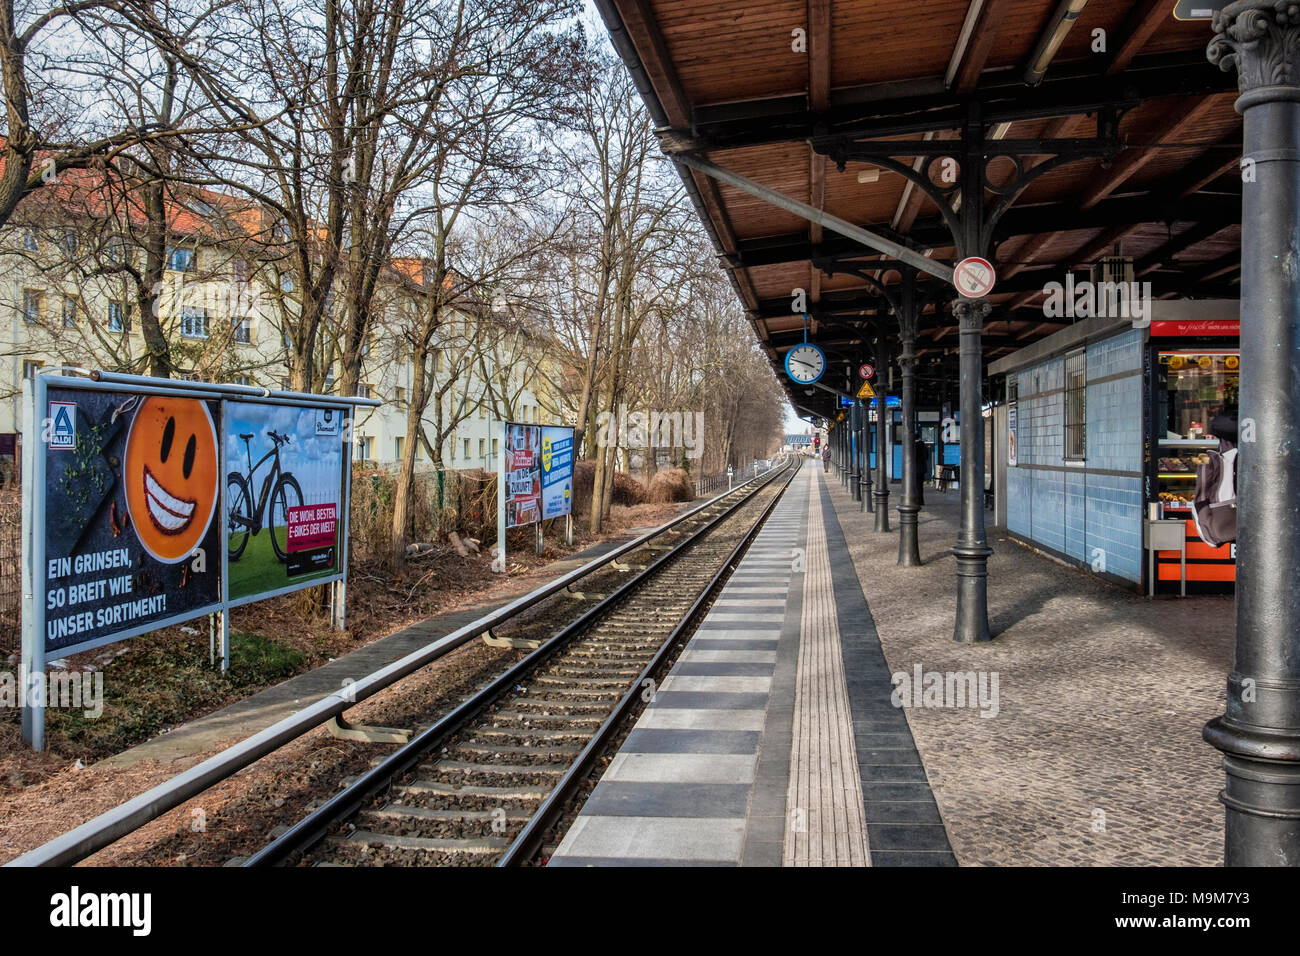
[
  {"x1": 1192, "y1": 410, "x2": 1238, "y2": 548},
  {"x1": 822, "y1": 441, "x2": 831, "y2": 473}
]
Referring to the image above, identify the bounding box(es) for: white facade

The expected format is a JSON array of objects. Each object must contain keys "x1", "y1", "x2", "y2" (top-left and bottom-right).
[{"x1": 0, "y1": 225, "x2": 560, "y2": 471}]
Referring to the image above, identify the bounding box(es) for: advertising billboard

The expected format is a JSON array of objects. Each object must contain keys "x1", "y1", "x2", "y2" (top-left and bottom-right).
[
  {"x1": 540, "y1": 426, "x2": 574, "y2": 520},
  {"x1": 224, "y1": 401, "x2": 350, "y2": 603},
  {"x1": 39, "y1": 386, "x2": 223, "y2": 657},
  {"x1": 505, "y1": 423, "x2": 542, "y2": 528}
]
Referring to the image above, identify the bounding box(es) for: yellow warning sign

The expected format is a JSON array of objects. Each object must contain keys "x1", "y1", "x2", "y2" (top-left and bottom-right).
[{"x1": 857, "y1": 381, "x2": 876, "y2": 399}]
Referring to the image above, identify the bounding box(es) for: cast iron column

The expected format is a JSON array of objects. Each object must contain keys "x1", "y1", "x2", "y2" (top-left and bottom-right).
[
  {"x1": 897, "y1": 274, "x2": 923, "y2": 565},
  {"x1": 840, "y1": 423, "x2": 847, "y2": 484},
  {"x1": 862, "y1": 402, "x2": 873, "y2": 512},
  {"x1": 852, "y1": 399, "x2": 863, "y2": 504},
  {"x1": 859, "y1": 397, "x2": 868, "y2": 512},
  {"x1": 874, "y1": 332, "x2": 891, "y2": 531},
  {"x1": 1204, "y1": 1, "x2": 1300, "y2": 865},
  {"x1": 847, "y1": 403, "x2": 857, "y2": 502},
  {"x1": 950, "y1": 102, "x2": 994, "y2": 644},
  {"x1": 952, "y1": 297, "x2": 992, "y2": 643}
]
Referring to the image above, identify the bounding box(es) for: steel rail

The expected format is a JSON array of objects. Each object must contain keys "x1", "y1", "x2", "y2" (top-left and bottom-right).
[
  {"x1": 244, "y1": 457, "x2": 795, "y2": 866},
  {"x1": 497, "y1": 461, "x2": 799, "y2": 866},
  {"x1": 6, "y1": 461, "x2": 784, "y2": 868}
]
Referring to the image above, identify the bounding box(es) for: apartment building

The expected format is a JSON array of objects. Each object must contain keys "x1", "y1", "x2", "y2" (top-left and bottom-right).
[{"x1": 0, "y1": 177, "x2": 562, "y2": 475}]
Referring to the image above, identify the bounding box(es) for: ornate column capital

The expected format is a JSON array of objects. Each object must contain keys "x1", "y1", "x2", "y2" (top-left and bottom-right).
[
  {"x1": 952, "y1": 297, "x2": 991, "y2": 332},
  {"x1": 1209, "y1": 1, "x2": 1300, "y2": 106}
]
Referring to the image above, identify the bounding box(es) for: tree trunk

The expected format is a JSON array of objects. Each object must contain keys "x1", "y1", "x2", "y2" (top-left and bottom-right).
[{"x1": 390, "y1": 342, "x2": 428, "y2": 568}]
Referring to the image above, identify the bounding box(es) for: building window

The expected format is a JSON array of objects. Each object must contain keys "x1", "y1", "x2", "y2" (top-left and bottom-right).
[
  {"x1": 106, "y1": 234, "x2": 127, "y2": 265},
  {"x1": 181, "y1": 307, "x2": 210, "y2": 339},
  {"x1": 355, "y1": 435, "x2": 372, "y2": 461},
  {"x1": 181, "y1": 371, "x2": 203, "y2": 382},
  {"x1": 62, "y1": 295, "x2": 79, "y2": 328},
  {"x1": 432, "y1": 351, "x2": 441, "y2": 374},
  {"x1": 323, "y1": 369, "x2": 336, "y2": 393},
  {"x1": 479, "y1": 438, "x2": 486, "y2": 458},
  {"x1": 232, "y1": 316, "x2": 252, "y2": 344},
  {"x1": 280, "y1": 272, "x2": 294, "y2": 293},
  {"x1": 358, "y1": 383, "x2": 373, "y2": 399},
  {"x1": 232, "y1": 258, "x2": 249, "y2": 284},
  {"x1": 491, "y1": 437, "x2": 499, "y2": 457},
  {"x1": 233, "y1": 374, "x2": 252, "y2": 387},
  {"x1": 22, "y1": 359, "x2": 43, "y2": 380},
  {"x1": 394, "y1": 436, "x2": 404, "y2": 461},
  {"x1": 22, "y1": 228, "x2": 37, "y2": 252},
  {"x1": 396, "y1": 386, "x2": 407, "y2": 404},
  {"x1": 61, "y1": 231, "x2": 78, "y2": 256},
  {"x1": 1064, "y1": 350, "x2": 1086, "y2": 461},
  {"x1": 280, "y1": 377, "x2": 291, "y2": 391},
  {"x1": 464, "y1": 438, "x2": 470, "y2": 459},
  {"x1": 22, "y1": 289, "x2": 43, "y2": 324},
  {"x1": 166, "y1": 247, "x2": 195, "y2": 272},
  {"x1": 108, "y1": 300, "x2": 129, "y2": 333}
]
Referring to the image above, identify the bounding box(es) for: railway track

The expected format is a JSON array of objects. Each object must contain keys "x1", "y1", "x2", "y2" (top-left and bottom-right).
[{"x1": 246, "y1": 457, "x2": 797, "y2": 867}]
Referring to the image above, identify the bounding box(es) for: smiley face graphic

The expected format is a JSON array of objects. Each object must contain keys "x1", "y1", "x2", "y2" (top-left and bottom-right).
[{"x1": 124, "y1": 396, "x2": 219, "y2": 563}]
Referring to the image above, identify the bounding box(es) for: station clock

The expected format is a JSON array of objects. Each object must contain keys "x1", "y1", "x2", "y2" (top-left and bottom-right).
[{"x1": 784, "y1": 343, "x2": 826, "y2": 385}]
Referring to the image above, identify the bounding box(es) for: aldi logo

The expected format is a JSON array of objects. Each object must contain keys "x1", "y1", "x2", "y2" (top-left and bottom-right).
[{"x1": 48, "y1": 401, "x2": 76, "y2": 449}]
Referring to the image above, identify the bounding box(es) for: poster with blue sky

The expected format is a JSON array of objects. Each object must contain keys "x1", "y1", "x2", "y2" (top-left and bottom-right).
[{"x1": 223, "y1": 401, "x2": 349, "y2": 602}]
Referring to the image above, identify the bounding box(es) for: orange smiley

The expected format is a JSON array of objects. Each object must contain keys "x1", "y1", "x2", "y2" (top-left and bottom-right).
[{"x1": 124, "y1": 396, "x2": 219, "y2": 563}]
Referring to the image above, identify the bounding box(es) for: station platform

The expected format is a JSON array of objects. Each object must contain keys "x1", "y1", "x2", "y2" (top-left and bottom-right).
[
  {"x1": 551, "y1": 458, "x2": 1235, "y2": 867},
  {"x1": 550, "y1": 460, "x2": 953, "y2": 866}
]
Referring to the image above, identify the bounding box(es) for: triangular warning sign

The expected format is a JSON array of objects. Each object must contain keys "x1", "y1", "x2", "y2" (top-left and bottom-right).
[{"x1": 856, "y1": 381, "x2": 876, "y2": 399}]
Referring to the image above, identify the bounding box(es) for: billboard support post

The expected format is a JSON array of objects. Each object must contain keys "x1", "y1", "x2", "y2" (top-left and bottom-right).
[
  {"x1": 220, "y1": 611, "x2": 230, "y2": 673},
  {"x1": 566, "y1": 512, "x2": 573, "y2": 546},
  {"x1": 496, "y1": 422, "x2": 506, "y2": 573},
  {"x1": 20, "y1": 374, "x2": 46, "y2": 750}
]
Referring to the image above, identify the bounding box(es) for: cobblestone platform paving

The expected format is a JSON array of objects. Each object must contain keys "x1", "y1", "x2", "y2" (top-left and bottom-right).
[{"x1": 824, "y1": 473, "x2": 1231, "y2": 866}]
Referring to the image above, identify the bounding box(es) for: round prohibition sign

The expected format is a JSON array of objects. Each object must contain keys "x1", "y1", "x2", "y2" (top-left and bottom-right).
[
  {"x1": 859, "y1": 363, "x2": 874, "y2": 380},
  {"x1": 954, "y1": 256, "x2": 996, "y2": 298}
]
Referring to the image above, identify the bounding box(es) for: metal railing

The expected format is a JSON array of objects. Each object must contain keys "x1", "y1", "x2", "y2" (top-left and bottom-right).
[
  {"x1": 695, "y1": 456, "x2": 780, "y2": 498},
  {"x1": 6, "y1": 458, "x2": 784, "y2": 867}
]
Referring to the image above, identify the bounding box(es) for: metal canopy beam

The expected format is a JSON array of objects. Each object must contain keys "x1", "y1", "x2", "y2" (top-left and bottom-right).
[
  {"x1": 729, "y1": 194, "x2": 1240, "y2": 269},
  {"x1": 684, "y1": 53, "x2": 1235, "y2": 152},
  {"x1": 671, "y1": 153, "x2": 956, "y2": 285}
]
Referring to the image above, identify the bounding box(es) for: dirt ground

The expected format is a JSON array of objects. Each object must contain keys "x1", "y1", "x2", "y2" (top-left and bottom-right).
[{"x1": 0, "y1": 499, "x2": 688, "y2": 865}]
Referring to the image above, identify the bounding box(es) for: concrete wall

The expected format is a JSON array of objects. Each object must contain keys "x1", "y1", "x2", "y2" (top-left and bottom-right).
[{"x1": 1005, "y1": 328, "x2": 1144, "y2": 584}]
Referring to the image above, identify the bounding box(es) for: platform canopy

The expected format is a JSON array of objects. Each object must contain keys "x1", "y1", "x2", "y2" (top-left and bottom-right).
[{"x1": 594, "y1": 0, "x2": 1240, "y2": 418}]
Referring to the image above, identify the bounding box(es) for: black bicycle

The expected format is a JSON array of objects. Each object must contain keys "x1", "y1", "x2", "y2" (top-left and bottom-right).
[{"x1": 227, "y1": 429, "x2": 303, "y2": 562}]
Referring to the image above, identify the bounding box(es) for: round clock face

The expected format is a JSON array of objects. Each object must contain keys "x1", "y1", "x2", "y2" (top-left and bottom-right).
[{"x1": 785, "y1": 344, "x2": 825, "y2": 384}]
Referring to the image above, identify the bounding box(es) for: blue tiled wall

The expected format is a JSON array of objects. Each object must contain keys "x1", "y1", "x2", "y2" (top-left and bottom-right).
[{"x1": 1003, "y1": 329, "x2": 1144, "y2": 583}]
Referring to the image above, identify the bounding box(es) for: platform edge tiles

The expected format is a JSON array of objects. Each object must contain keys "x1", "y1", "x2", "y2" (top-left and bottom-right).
[{"x1": 549, "y1": 462, "x2": 955, "y2": 867}]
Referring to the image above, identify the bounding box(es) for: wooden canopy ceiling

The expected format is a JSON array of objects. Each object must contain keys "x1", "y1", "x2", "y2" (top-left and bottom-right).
[{"x1": 595, "y1": 0, "x2": 1241, "y2": 417}]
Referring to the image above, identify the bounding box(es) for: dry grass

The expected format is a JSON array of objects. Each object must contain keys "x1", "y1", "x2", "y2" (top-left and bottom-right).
[{"x1": 645, "y1": 468, "x2": 694, "y2": 504}]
